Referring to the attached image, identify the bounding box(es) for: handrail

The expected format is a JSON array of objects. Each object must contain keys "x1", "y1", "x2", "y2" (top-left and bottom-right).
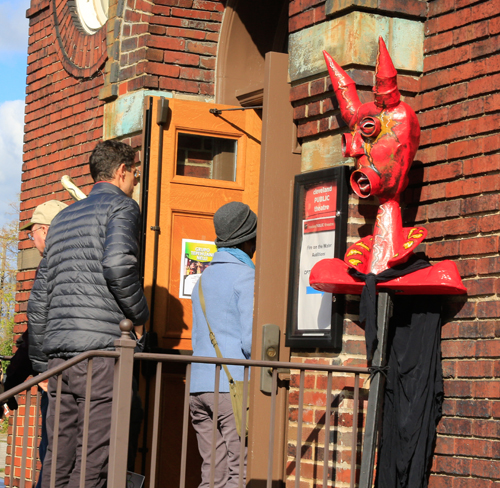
[
  {"x1": 135, "y1": 351, "x2": 370, "y2": 373},
  {"x1": 0, "y1": 349, "x2": 368, "y2": 404}
]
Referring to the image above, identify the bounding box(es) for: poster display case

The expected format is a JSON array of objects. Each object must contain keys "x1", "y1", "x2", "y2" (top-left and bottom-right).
[{"x1": 286, "y1": 166, "x2": 349, "y2": 348}]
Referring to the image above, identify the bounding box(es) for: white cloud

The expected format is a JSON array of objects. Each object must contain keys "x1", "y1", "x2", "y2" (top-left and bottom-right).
[
  {"x1": 0, "y1": 99, "x2": 24, "y2": 226},
  {"x1": 0, "y1": 1, "x2": 31, "y2": 228},
  {"x1": 0, "y1": 1, "x2": 30, "y2": 55}
]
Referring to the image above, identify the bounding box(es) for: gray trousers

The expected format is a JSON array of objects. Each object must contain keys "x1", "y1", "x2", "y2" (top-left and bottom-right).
[
  {"x1": 42, "y1": 357, "x2": 115, "y2": 488},
  {"x1": 189, "y1": 392, "x2": 247, "y2": 488}
]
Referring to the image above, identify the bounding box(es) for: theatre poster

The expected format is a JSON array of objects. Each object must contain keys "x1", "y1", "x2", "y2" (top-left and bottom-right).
[{"x1": 286, "y1": 166, "x2": 348, "y2": 348}]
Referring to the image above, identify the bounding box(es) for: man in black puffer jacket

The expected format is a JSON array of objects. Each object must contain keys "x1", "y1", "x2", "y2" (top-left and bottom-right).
[{"x1": 28, "y1": 140, "x2": 149, "y2": 488}]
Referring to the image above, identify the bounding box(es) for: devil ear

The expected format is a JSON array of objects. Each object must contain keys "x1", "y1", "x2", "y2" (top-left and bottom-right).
[
  {"x1": 323, "y1": 50, "x2": 361, "y2": 128},
  {"x1": 373, "y1": 37, "x2": 400, "y2": 108}
]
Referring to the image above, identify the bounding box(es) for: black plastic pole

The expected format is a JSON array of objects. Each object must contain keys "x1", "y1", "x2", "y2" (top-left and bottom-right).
[
  {"x1": 140, "y1": 97, "x2": 169, "y2": 474},
  {"x1": 358, "y1": 291, "x2": 393, "y2": 488}
]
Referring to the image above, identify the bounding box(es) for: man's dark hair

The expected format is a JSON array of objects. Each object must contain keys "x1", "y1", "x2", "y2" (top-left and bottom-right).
[{"x1": 89, "y1": 140, "x2": 136, "y2": 182}]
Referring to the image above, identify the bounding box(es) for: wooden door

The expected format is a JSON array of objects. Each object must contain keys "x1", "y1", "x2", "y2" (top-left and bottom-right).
[
  {"x1": 143, "y1": 97, "x2": 261, "y2": 350},
  {"x1": 141, "y1": 97, "x2": 262, "y2": 487}
]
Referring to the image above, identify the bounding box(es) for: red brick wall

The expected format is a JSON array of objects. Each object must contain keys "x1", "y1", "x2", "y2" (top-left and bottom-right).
[
  {"x1": 18, "y1": 0, "x2": 106, "y2": 316},
  {"x1": 13, "y1": 0, "x2": 227, "y2": 483},
  {"x1": 416, "y1": 1, "x2": 500, "y2": 486},
  {"x1": 289, "y1": 0, "x2": 326, "y2": 34},
  {"x1": 18, "y1": 0, "x2": 228, "y2": 344},
  {"x1": 147, "y1": 0, "x2": 222, "y2": 96},
  {"x1": 288, "y1": 0, "x2": 500, "y2": 487},
  {"x1": 5, "y1": 388, "x2": 41, "y2": 485},
  {"x1": 11, "y1": 0, "x2": 108, "y2": 482},
  {"x1": 15, "y1": 0, "x2": 500, "y2": 486},
  {"x1": 106, "y1": 0, "x2": 224, "y2": 99}
]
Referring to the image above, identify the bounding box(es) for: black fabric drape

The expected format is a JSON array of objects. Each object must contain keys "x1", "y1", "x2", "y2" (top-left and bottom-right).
[
  {"x1": 349, "y1": 257, "x2": 431, "y2": 361},
  {"x1": 375, "y1": 295, "x2": 443, "y2": 488}
]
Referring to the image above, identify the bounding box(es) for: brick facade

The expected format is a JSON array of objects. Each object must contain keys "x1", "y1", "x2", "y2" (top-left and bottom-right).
[
  {"x1": 11, "y1": 0, "x2": 108, "y2": 482},
  {"x1": 12, "y1": 0, "x2": 500, "y2": 486},
  {"x1": 100, "y1": 0, "x2": 222, "y2": 100},
  {"x1": 12, "y1": 0, "x2": 227, "y2": 483},
  {"x1": 287, "y1": 1, "x2": 500, "y2": 487},
  {"x1": 418, "y1": 1, "x2": 500, "y2": 486}
]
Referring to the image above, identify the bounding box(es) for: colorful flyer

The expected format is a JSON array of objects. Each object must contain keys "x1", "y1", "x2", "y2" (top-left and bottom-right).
[{"x1": 179, "y1": 239, "x2": 217, "y2": 299}]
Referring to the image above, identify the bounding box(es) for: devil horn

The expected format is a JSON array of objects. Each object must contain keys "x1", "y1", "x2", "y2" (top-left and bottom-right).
[
  {"x1": 374, "y1": 37, "x2": 400, "y2": 108},
  {"x1": 323, "y1": 50, "x2": 361, "y2": 128}
]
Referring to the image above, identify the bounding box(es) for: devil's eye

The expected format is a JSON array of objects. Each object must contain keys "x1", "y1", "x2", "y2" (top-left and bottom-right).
[{"x1": 359, "y1": 117, "x2": 381, "y2": 138}]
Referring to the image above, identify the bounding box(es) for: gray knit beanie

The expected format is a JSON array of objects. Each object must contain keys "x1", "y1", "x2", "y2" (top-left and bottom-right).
[{"x1": 214, "y1": 202, "x2": 257, "y2": 248}]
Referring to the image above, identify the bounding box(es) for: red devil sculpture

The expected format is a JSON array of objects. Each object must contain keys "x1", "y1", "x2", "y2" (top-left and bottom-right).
[{"x1": 310, "y1": 38, "x2": 466, "y2": 295}]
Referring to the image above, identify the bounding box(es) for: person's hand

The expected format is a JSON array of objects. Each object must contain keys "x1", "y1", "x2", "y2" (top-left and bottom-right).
[
  {"x1": 134, "y1": 325, "x2": 144, "y2": 340},
  {"x1": 39, "y1": 379, "x2": 49, "y2": 392}
]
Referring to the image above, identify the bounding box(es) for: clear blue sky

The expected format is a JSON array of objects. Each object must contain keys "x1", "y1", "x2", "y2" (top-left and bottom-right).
[{"x1": 0, "y1": 0, "x2": 31, "y2": 228}]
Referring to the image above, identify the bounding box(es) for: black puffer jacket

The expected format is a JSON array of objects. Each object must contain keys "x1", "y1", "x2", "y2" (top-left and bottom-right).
[{"x1": 28, "y1": 183, "x2": 149, "y2": 372}]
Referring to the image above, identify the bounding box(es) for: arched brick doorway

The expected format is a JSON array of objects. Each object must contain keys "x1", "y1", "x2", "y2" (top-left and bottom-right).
[{"x1": 216, "y1": 0, "x2": 288, "y2": 106}]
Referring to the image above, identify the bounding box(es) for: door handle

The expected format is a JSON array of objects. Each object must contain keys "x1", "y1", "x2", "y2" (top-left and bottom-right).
[{"x1": 260, "y1": 324, "x2": 280, "y2": 393}]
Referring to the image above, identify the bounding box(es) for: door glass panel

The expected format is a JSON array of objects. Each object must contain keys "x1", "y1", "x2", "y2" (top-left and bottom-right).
[{"x1": 176, "y1": 133, "x2": 237, "y2": 182}]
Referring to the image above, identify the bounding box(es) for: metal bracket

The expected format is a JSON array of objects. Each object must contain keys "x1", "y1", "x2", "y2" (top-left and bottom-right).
[
  {"x1": 156, "y1": 98, "x2": 170, "y2": 126},
  {"x1": 209, "y1": 106, "x2": 263, "y2": 116},
  {"x1": 150, "y1": 226, "x2": 160, "y2": 232}
]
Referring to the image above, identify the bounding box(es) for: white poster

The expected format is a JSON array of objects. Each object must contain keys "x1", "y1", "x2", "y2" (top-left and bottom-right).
[{"x1": 297, "y1": 217, "x2": 335, "y2": 331}]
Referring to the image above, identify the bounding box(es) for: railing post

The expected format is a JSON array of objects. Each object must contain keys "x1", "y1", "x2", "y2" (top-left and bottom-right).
[{"x1": 107, "y1": 319, "x2": 136, "y2": 488}]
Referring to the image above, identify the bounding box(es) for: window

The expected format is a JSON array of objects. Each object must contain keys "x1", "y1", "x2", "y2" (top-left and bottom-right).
[
  {"x1": 176, "y1": 133, "x2": 238, "y2": 182},
  {"x1": 75, "y1": 0, "x2": 108, "y2": 35}
]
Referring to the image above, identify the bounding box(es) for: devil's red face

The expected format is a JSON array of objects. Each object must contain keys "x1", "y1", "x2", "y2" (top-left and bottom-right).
[
  {"x1": 343, "y1": 101, "x2": 420, "y2": 201},
  {"x1": 324, "y1": 38, "x2": 421, "y2": 203}
]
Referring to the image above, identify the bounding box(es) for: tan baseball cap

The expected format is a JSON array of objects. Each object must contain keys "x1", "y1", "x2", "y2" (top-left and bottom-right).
[{"x1": 21, "y1": 200, "x2": 68, "y2": 231}]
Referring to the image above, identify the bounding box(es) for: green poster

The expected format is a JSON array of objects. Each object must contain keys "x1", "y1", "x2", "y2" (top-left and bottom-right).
[{"x1": 179, "y1": 239, "x2": 217, "y2": 298}]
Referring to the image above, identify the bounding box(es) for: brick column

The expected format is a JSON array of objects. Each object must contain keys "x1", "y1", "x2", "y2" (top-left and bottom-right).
[
  {"x1": 286, "y1": 1, "x2": 426, "y2": 486},
  {"x1": 415, "y1": 1, "x2": 500, "y2": 486}
]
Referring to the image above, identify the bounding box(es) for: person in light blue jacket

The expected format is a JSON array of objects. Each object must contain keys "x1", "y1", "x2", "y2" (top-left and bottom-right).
[{"x1": 190, "y1": 201, "x2": 256, "y2": 488}]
